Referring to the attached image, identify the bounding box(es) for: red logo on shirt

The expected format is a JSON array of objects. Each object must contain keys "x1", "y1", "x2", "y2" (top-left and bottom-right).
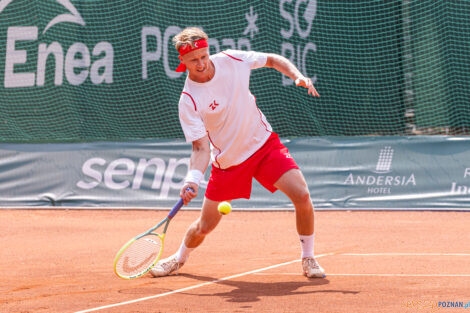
[{"x1": 209, "y1": 100, "x2": 219, "y2": 110}]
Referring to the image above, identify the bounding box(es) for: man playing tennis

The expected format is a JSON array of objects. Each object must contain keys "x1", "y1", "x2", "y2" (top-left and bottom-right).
[{"x1": 150, "y1": 27, "x2": 325, "y2": 278}]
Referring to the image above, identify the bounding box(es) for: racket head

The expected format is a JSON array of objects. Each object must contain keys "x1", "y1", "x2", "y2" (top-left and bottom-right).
[{"x1": 113, "y1": 232, "x2": 165, "y2": 279}]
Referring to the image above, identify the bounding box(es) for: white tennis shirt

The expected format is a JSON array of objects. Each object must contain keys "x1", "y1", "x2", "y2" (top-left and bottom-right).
[{"x1": 178, "y1": 49, "x2": 272, "y2": 169}]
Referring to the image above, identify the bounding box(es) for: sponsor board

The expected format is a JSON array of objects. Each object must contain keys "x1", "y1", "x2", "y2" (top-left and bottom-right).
[
  {"x1": 343, "y1": 146, "x2": 417, "y2": 195},
  {"x1": 1, "y1": 1, "x2": 317, "y2": 87},
  {"x1": 1, "y1": 0, "x2": 114, "y2": 87},
  {"x1": 76, "y1": 156, "x2": 208, "y2": 199},
  {"x1": 450, "y1": 168, "x2": 470, "y2": 195},
  {"x1": 1, "y1": 137, "x2": 470, "y2": 209}
]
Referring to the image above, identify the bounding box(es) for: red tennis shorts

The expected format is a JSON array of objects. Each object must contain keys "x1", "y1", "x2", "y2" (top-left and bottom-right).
[{"x1": 205, "y1": 132, "x2": 299, "y2": 201}]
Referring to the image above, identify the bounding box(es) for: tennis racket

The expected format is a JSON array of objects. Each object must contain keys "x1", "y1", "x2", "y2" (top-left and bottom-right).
[{"x1": 113, "y1": 189, "x2": 191, "y2": 279}]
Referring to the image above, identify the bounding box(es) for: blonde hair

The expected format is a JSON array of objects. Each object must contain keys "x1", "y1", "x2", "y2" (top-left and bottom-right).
[{"x1": 173, "y1": 27, "x2": 209, "y2": 51}]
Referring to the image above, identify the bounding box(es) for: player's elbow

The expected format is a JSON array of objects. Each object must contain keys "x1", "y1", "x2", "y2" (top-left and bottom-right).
[
  {"x1": 265, "y1": 54, "x2": 279, "y2": 68},
  {"x1": 265, "y1": 53, "x2": 286, "y2": 69},
  {"x1": 192, "y1": 136, "x2": 210, "y2": 153}
]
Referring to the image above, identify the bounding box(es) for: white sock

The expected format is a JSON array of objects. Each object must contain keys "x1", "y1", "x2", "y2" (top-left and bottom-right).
[
  {"x1": 299, "y1": 234, "x2": 315, "y2": 259},
  {"x1": 176, "y1": 241, "x2": 194, "y2": 263}
]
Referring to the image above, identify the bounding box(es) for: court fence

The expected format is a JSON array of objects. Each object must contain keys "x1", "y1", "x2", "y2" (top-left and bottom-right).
[
  {"x1": 1, "y1": 1, "x2": 470, "y2": 209},
  {"x1": 1, "y1": 1, "x2": 469, "y2": 143}
]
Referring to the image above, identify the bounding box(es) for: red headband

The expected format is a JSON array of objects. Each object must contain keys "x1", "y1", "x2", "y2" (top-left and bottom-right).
[{"x1": 175, "y1": 39, "x2": 208, "y2": 72}]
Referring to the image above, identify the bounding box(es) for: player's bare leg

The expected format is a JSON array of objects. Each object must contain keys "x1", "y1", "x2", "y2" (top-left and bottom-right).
[
  {"x1": 150, "y1": 198, "x2": 222, "y2": 277},
  {"x1": 274, "y1": 168, "x2": 325, "y2": 278},
  {"x1": 184, "y1": 197, "x2": 222, "y2": 248},
  {"x1": 274, "y1": 168, "x2": 313, "y2": 235}
]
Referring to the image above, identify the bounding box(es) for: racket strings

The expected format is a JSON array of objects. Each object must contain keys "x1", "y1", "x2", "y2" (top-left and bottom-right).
[{"x1": 115, "y1": 235, "x2": 162, "y2": 277}]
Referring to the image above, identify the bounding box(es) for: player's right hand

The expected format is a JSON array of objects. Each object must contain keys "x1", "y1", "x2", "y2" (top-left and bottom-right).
[{"x1": 181, "y1": 183, "x2": 198, "y2": 205}]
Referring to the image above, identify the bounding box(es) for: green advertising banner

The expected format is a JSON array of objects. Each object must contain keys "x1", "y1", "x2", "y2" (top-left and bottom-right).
[
  {"x1": 1, "y1": 137, "x2": 470, "y2": 210},
  {"x1": 1, "y1": 1, "x2": 469, "y2": 143}
]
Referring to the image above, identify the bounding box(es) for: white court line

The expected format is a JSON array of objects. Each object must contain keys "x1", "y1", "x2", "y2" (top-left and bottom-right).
[
  {"x1": 253, "y1": 253, "x2": 470, "y2": 277},
  {"x1": 254, "y1": 273, "x2": 470, "y2": 277},
  {"x1": 75, "y1": 252, "x2": 335, "y2": 313},
  {"x1": 331, "y1": 274, "x2": 470, "y2": 277},
  {"x1": 343, "y1": 253, "x2": 470, "y2": 256}
]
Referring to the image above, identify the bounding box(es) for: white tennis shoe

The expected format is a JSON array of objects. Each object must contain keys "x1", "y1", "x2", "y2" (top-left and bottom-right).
[
  {"x1": 149, "y1": 254, "x2": 184, "y2": 277},
  {"x1": 302, "y1": 257, "x2": 326, "y2": 278}
]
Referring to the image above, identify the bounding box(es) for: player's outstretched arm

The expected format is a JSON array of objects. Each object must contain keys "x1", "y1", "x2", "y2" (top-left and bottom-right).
[
  {"x1": 181, "y1": 135, "x2": 211, "y2": 205},
  {"x1": 264, "y1": 53, "x2": 320, "y2": 97}
]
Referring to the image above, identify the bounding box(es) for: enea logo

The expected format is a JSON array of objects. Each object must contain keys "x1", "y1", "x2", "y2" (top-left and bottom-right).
[
  {"x1": 1, "y1": 0, "x2": 114, "y2": 88},
  {"x1": 344, "y1": 146, "x2": 416, "y2": 195},
  {"x1": 0, "y1": 0, "x2": 85, "y2": 33}
]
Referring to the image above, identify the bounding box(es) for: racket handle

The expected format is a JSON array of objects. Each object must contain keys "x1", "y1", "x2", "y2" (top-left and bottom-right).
[{"x1": 168, "y1": 187, "x2": 194, "y2": 218}]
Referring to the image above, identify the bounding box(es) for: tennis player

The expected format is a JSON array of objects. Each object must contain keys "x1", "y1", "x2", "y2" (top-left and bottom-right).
[{"x1": 150, "y1": 27, "x2": 325, "y2": 278}]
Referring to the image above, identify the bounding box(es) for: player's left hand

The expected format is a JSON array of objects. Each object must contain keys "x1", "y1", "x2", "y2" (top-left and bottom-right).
[{"x1": 295, "y1": 76, "x2": 320, "y2": 97}]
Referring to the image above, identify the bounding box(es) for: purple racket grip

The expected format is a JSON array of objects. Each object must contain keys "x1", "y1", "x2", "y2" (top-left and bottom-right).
[{"x1": 168, "y1": 187, "x2": 194, "y2": 219}]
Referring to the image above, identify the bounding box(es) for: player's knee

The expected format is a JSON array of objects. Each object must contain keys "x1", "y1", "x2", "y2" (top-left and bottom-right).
[
  {"x1": 198, "y1": 224, "x2": 214, "y2": 235},
  {"x1": 291, "y1": 188, "x2": 311, "y2": 206}
]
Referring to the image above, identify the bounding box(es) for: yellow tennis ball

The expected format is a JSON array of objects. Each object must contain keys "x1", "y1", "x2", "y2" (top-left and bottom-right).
[{"x1": 218, "y1": 201, "x2": 232, "y2": 215}]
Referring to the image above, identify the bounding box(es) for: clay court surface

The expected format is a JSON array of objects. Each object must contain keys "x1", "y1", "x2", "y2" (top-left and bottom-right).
[{"x1": 1, "y1": 209, "x2": 469, "y2": 312}]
